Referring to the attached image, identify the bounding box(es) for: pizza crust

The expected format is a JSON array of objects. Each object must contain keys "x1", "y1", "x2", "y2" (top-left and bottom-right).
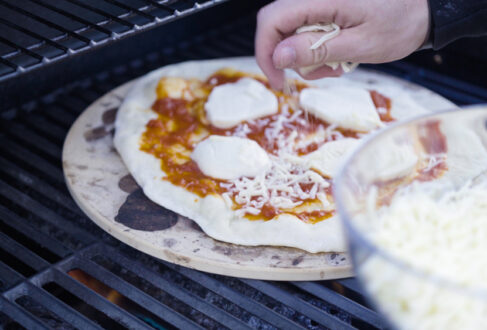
[{"x1": 114, "y1": 57, "x2": 444, "y2": 253}]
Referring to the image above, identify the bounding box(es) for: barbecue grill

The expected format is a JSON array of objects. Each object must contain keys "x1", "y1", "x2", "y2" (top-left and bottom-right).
[{"x1": 1, "y1": 1, "x2": 486, "y2": 329}]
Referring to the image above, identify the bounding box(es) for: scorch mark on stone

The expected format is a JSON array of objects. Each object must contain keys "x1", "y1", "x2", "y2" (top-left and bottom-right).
[
  {"x1": 212, "y1": 242, "x2": 264, "y2": 260},
  {"x1": 115, "y1": 189, "x2": 178, "y2": 231},
  {"x1": 118, "y1": 174, "x2": 139, "y2": 193},
  {"x1": 163, "y1": 238, "x2": 177, "y2": 248},
  {"x1": 102, "y1": 107, "x2": 118, "y2": 125},
  {"x1": 292, "y1": 255, "x2": 305, "y2": 266},
  {"x1": 84, "y1": 126, "x2": 112, "y2": 141}
]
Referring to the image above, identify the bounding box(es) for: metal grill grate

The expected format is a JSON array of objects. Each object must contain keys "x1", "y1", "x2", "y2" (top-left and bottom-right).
[
  {"x1": 1, "y1": 9, "x2": 487, "y2": 330},
  {"x1": 0, "y1": 0, "x2": 225, "y2": 80}
]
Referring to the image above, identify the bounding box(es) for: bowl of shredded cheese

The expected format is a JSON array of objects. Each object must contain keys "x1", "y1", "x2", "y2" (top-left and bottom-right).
[{"x1": 335, "y1": 106, "x2": 487, "y2": 330}]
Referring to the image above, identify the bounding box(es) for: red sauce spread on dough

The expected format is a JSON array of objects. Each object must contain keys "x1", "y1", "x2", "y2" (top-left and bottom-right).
[
  {"x1": 140, "y1": 69, "x2": 394, "y2": 223},
  {"x1": 418, "y1": 120, "x2": 448, "y2": 154},
  {"x1": 370, "y1": 90, "x2": 393, "y2": 122},
  {"x1": 416, "y1": 120, "x2": 448, "y2": 181}
]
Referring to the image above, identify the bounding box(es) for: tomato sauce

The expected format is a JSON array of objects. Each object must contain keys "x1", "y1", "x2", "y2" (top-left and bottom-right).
[
  {"x1": 416, "y1": 161, "x2": 448, "y2": 182},
  {"x1": 140, "y1": 69, "x2": 394, "y2": 222},
  {"x1": 261, "y1": 203, "x2": 281, "y2": 219},
  {"x1": 416, "y1": 120, "x2": 448, "y2": 181},
  {"x1": 297, "y1": 210, "x2": 335, "y2": 223},
  {"x1": 370, "y1": 90, "x2": 393, "y2": 122},
  {"x1": 418, "y1": 120, "x2": 448, "y2": 154},
  {"x1": 245, "y1": 202, "x2": 336, "y2": 224}
]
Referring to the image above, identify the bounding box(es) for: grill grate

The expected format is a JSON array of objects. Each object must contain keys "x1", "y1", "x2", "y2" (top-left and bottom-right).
[
  {"x1": 0, "y1": 0, "x2": 225, "y2": 80},
  {"x1": 1, "y1": 9, "x2": 487, "y2": 330}
]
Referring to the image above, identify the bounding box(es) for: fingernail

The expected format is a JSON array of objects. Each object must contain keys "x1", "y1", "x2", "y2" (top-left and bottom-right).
[{"x1": 275, "y1": 47, "x2": 296, "y2": 69}]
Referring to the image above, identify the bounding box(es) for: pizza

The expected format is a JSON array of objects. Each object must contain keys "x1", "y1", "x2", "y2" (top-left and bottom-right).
[{"x1": 114, "y1": 57, "x2": 435, "y2": 253}]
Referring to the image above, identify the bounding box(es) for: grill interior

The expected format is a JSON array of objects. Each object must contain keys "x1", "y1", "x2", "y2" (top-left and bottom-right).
[
  {"x1": 0, "y1": 0, "x2": 223, "y2": 78},
  {"x1": 1, "y1": 1, "x2": 487, "y2": 329},
  {"x1": 0, "y1": 0, "x2": 256, "y2": 111}
]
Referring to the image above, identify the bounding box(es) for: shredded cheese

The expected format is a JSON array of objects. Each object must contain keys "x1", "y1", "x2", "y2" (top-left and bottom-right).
[
  {"x1": 220, "y1": 109, "x2": 339, "y2": 216},
  {"x1": 358, "y1": 176, "x2": 487, "y2": 329},
  {"x1": 421, "y1": 153, "x2": 447, "y2": 172},
  {"x1": 296, "y1": 23, "x2": 358, "y2": 74},
  {"x1": 222, "y1": 153, "x2": 330, "y2": 216}
]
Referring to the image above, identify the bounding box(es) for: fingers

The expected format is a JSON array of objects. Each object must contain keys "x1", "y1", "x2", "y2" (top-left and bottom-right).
[
  {"x1": 273, "y1": 28, "x2": 365, "y2": 70},
  {"x1": 255, "y1": 19, "x2": 285, "y2": 89},
  {"x1": 296, "y1": 65, "x2": 343, "y2": 80},
  {"x1": 255, "y1": 0, "x2": 341, "y2": 89}
]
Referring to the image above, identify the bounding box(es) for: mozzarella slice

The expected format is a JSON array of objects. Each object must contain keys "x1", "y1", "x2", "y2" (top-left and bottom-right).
[
  {"x1": 299, "y1": 87, "x2": 382, "y2": 132},
  {"x1": 372, "y1": 143, "x2": 419, "y2": 182},
  {"x1": 304, "y1": 138, "x2": 360, "y2": 177},
  {"x1": 205, "y1": 78, "x2": 278, "y2": 129},
  {"x1": 191, "y1": 135, "x2": 271, "y2": 180}
]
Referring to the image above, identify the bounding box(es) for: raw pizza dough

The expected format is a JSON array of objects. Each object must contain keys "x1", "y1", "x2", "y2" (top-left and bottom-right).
[{"x1": 114, "y1": 57, "x2": 442, "y2": 253}]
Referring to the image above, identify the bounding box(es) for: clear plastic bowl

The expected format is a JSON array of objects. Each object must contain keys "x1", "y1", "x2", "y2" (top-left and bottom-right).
[{"x1": 335, "y1": 106, "x2": 487, "y2": 330}]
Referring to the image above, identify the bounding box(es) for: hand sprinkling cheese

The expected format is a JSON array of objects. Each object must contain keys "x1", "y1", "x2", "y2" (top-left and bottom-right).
[{"x1": 255, "y1": 0, "x2": 430, "y2": 89}]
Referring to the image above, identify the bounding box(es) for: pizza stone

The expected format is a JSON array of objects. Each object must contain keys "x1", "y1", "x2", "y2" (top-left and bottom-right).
[{"x1": 63, "y1": 57, "x2": 461, "y2": 280}]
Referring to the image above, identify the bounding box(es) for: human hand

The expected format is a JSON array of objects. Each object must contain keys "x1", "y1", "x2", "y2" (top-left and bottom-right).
[{"x1": 255, "y1": 0, "x2": 430, "y2": 89}]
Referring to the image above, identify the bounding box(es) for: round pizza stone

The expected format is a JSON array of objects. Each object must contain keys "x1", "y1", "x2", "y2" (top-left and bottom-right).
[{"x1": 63, "y1": 58, "x2": 455, "y2": 281}]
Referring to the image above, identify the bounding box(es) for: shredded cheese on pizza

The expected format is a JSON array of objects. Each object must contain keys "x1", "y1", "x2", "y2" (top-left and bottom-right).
[
  {"x1": 221, "y1": 152, "x2": 331, "y2": 217},
  {"x1": 218, "y1": 104, "x2": 348, "y2": 217},
  {"x1": 140, "y1": 68, "x2": 446, "y2": 223},
  {"x1": 218, "y1": 105, "x2": 337, "y2": 217}
]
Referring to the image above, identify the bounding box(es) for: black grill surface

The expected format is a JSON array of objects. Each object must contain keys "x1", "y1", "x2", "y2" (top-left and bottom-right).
[
  {"x1": 1, "y1": 9, "x2": 487, "y2": 330},
  {"x1": 0, "y1": 0, "x2": 224, "y2": 80},
  {"x1": 0, "y1": 0, "x2": 264, "y2": 112}
]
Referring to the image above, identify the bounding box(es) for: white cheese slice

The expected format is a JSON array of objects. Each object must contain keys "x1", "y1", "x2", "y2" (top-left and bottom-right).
[
  {"x1": 304, "y1": 138, "x2": 360, "y2": 177},
  {"x1": 299, "y1": 87, "x2": 382, "y2": 132},
  {"x1": 191, "y1": 135, "x2": 271, "y2": 180},
  {"x1": 205, "y1": 78, "x2": 278, "y2": 129},
  {"x1": 373, "y1": 143, "x2": 419, "y2": 182}
]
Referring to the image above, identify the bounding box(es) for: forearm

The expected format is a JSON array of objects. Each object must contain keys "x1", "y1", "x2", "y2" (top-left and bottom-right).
[{"x1": 428, "y1": 0, "x2": 487, "y2": 49}]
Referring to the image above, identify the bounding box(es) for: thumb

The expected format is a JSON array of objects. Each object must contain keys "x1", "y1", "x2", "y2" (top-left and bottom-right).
[{"x1": 272, "y1": 28, "x2": 362, "y2": 70}]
